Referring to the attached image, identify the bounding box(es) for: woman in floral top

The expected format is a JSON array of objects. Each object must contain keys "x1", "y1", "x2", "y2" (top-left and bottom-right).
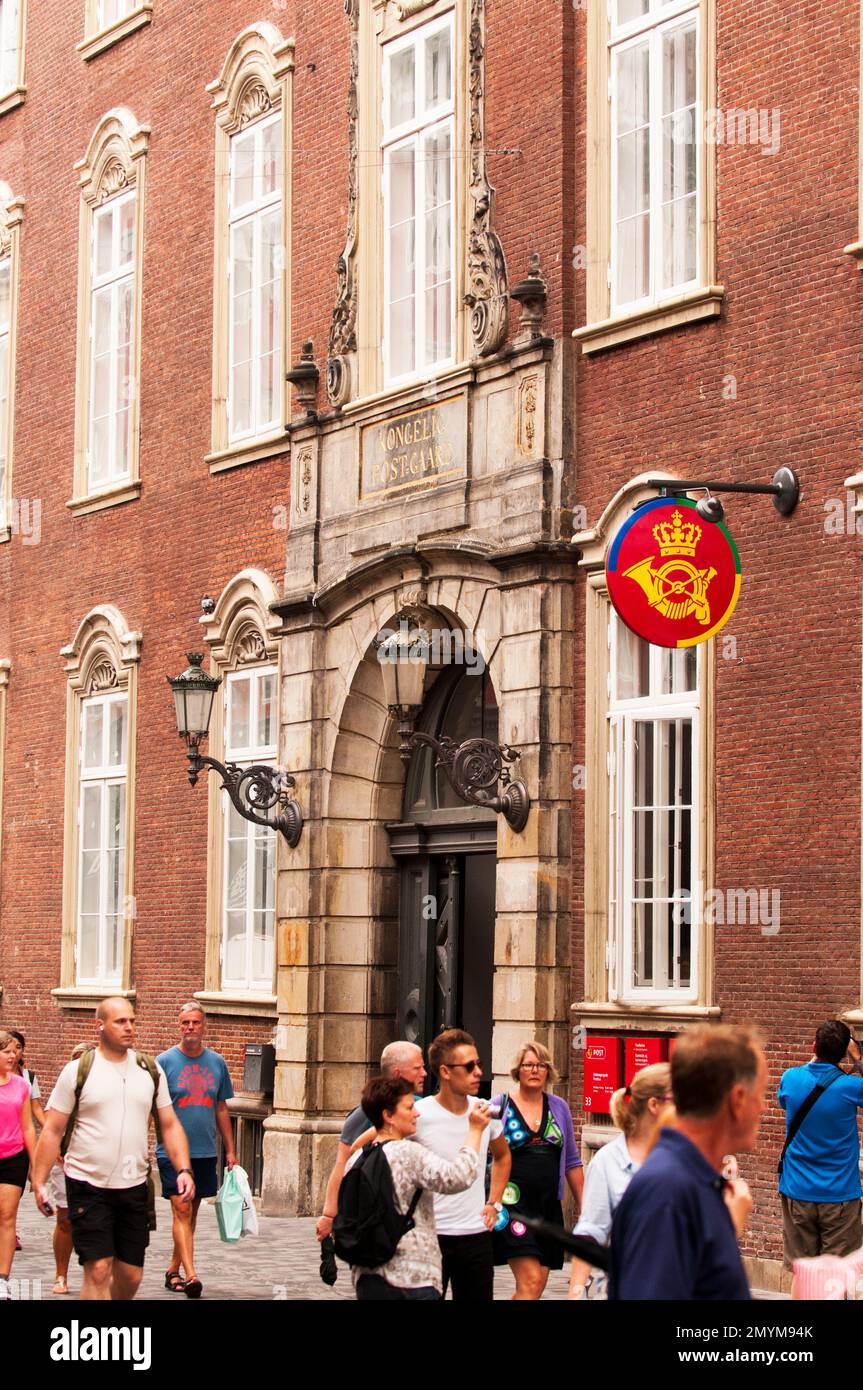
[{"x1": 347, "y1": 1076, "x2": 489, "y2": 1300}]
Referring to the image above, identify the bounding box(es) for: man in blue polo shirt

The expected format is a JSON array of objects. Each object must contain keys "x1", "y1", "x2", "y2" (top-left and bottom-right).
[
  {"x1": 778, "y1": 1019, "x2": 863, "y2": 1268},
  {"x1": 609, "y1": 1025, "x2": 766, "y2": 1300}
]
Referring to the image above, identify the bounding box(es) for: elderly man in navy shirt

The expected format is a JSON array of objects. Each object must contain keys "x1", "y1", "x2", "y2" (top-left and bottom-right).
[{"x1": 609, "y1": 1026, "x2": 766, "y2": 1300}]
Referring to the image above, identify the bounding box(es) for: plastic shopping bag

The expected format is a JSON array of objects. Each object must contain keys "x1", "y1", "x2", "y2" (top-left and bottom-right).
[
  {"x1": 232, "y1": 1164, "x2": 260, "y2": 1238},
  {"x1": 215, "y1": 1167, "x2": 244, "y2": 1244}
]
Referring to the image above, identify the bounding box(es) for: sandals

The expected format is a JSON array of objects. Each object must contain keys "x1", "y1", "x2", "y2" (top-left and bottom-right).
[
  {"x1": 183, "y1": 1278, "x2": 203, "y2": 1299},
  {"x1": 52, "y1": 1276, "x2": 69, "y2": 1295},
  {"x1": 165, "y1": 1270, "x2": 186, "y2": 1292}
]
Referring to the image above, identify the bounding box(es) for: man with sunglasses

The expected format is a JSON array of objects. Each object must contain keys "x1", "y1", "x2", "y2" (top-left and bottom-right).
[{"x1": 415, "y1": 1029, "x2": 511, "y2": 1301}]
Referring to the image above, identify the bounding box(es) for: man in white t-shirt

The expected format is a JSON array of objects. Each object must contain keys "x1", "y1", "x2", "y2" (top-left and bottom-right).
[
  {"x1": 31, "y1": 997, "x2": 193, "y2": 1301},
  {"x1": 415, "y1": 1028, "x2": 511, "y2": 1301}
]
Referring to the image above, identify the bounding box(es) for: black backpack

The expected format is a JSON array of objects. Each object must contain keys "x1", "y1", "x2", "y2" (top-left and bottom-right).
[{"x1": 333, "y1": 1143, "x2": 422, "y2": 1267}]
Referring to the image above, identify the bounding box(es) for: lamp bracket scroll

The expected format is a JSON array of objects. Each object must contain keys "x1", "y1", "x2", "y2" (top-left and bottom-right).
[
  {"x1": 184, "y1": 745, "x2": 304, "y2": 848},
  {"x1": 402, "y1": 730, "x2": 530, "y2": 833}
]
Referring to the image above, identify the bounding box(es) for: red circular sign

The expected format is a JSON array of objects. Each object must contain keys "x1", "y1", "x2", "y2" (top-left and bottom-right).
[{"x1": 606, "y1": 497, "x2": 741, "y2": 649}]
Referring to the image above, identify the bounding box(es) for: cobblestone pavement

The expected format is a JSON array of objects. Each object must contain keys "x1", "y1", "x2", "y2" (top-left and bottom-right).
[{"x1": 11, "y1": 1193, "x2": 572, "y2": 1302}]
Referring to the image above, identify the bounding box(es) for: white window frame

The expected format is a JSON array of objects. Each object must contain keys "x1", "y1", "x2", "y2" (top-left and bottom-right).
[
  {"x1": 608, "y1": 616, "x2": 702, "y2": 1003},
  {"x1": 76, "y1": 690, "x2": 128, "y2": 987},
  {"x1": 0, "y1": 255, "x2": 10, "y2": 531},
  {"x1": 610, "y1": 0, "x2": 701, "y2": 314},
  {"x1": 220, "y1": 666, "x2": 278, "y2": 992},
  {"x1": 382, "y1": 13, "x2": 455, "y2": 387},
  {"x1": 227, "y1": 110, "x2": 283, "y2": 446},
  {"x1": 88, "y1": 188, "x2": 136, "y2": 494}
]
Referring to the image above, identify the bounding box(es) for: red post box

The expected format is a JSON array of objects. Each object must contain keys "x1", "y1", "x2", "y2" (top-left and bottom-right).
[
  {"x1": 583, "y1": 1036, "x2": 623, "y2": 1114},
  {"x1": 624, "y1": 1035, "x2": 670, "y2": 1086}
]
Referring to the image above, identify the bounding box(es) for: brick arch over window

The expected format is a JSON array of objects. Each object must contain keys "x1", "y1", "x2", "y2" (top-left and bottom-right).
[
  {"x1": 197, "y1": 567, "x2": 283, "y2": 1015},
  {"x1": 71, "y1": 108, "x2": 150, "y2": 515},
  {"x1": 56, "y1": 604, "x2": 141, "y2": 1008}
]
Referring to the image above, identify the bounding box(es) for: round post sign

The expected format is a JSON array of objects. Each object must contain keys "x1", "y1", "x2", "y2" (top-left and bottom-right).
[{"x1": 606, "y1": 497, "x2": 741, "y2": 649}]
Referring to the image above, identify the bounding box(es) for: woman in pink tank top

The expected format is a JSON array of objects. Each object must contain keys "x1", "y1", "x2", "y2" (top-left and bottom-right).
[{"x1": 0, "y1": 1030, "x2": 36, "y2": 1300}]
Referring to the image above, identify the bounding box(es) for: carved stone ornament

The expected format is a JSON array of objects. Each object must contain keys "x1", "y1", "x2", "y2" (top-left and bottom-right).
[
  {"x1": 236, "y1": 630, "x2": 268, "y2": 664},
  {"x1": 298, "y1": 446, "x2": 314, "y2": 514},
  {"x1": 516, "y1": 374, "x2": 538, "y2": 457},
  {"x1": 511, "y1": 253, "x2": 548, "y2": 344},
  {"x1": 326, "y1": 0, "x2": 360, "y2": 407},
  {"x1": 397, "y1": 0, "x2": 437, "y2": 18},
  {"x1": 99, "y1": 160, "x2": 129, "y2": 203},
  {"x1": 465, "y1": 0, "x2": 509, "y2": 357},
  {"x1": 87, "y1": 659, "x2": 119, "y2": 694},
  {"x1": 239, "y1": 82, "x2": 273, "y2": 126}
]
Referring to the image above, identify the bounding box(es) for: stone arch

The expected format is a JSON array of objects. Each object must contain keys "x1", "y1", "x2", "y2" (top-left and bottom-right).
[
  {"x1": 207, "y1": 22, "x2": 294, "y2": 134},
  {"x1": 75, "y1": 107, "x2": 150, "y2": 210}
]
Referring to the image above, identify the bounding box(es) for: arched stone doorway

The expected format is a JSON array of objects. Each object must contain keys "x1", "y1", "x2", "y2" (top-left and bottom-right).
[
  {"x1": 387, "y1": 666, "x2": 499, "y2": 1092},
  {"x1": 262, "y1": 546, "x2": 575, "y2": 1215}
]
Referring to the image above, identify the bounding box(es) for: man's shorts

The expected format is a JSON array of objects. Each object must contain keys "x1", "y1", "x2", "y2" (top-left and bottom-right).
[
  {"x1": 781, "y1": 1194, "x2": 863, "y2": 1267},
  {"x1": 157, "y1": 1155, "x2": 218, "y2": 1200},
  {"x1": 65, "y1": 1176, "x2": 150, "y2": 1268}
]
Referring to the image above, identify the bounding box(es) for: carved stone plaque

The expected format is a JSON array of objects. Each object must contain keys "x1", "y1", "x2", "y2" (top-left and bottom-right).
[{"x1": 360, "y1": 394, "x2": 466, "y2": 501}]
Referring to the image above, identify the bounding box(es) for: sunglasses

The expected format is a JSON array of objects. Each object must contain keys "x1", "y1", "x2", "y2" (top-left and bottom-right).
[{"x1": 447, "y1": 1059, "x2": 481, "y2": 1073}]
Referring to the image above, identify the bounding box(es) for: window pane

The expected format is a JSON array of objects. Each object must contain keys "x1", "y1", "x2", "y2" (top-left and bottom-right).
[
  {"x1": 425, "y1": 29, "x2": 451, "y2": 109},
  {"x1": 231, "y1": 130, "x2": 256, "y2": 210},
  {"x1": 83, "y1": 704, "x2": 104, "y2": 769},
  {"x1": 390, "y1": 221, "x2": 415, "y2": 304},
  {"x1": 616, "y1": 42, "x2": 649, "y2": 135},
  {"x1": 662, "y1": 23, "x2": 697, "y2": 116},
  {"x1": 108, "y1": 783, "x2": 125, "y2": 849},
  {"x1": 616, "y1": 0, "x2": 648, "y2": 24},
  {"x1": 108, "y1": 700, "x2": 126, "y2": 766},
  {"x1": 616, "y1": 214, "x2": 650, "y2": 304},
  {"x1": 426, "y1": 281, "x2": 451, "y2": 364},
  {"x1": 259, "y1": 117, "x2": 282, "y2": 198},
  {"x1": 254, "y1": 833, "x2": 274, "y2": 912},
  {"x1": 258, "y1": 673, "x2": 276, "y2": 749},
  {"x1": 118, "y1": 197, "x2": 136, "y2": 268},
  {"x1": 389, "y1": 144, "x2": 415, "y2": 226},
  {"x1": 79, "y1": 917, "x2": 99, "y2": 980},
  {"x1": 251, "y1": 913, "x2": 274, "y2": 986},
  {"x1": 617, "y1": 128, "x2": 650, "y2": 221},
  {"x1": 232, "y1": 221, "x2": 254, "y2": 296},
  {"x1": 389, "y1": 296, "x2": 415, "y2": 378},
  {"x1": 94, "y1": 207, "x2": 114, "y2": 278},
  {"x1": 0, "y1": 260, "x2": 10, "y2": 332},
  {"x1": 662, "y1": 192, "x2": 696, "y2": 289},
  {"x1": 94, "y1": 287, "x2": 112, "y2": 355},
  {"x1": 228, "y1": 678, "x2": 251, "y2": 750},
  {"x1": 226, "y1": 824, "x2": 248, "y2": 911},
  {"x1": 616, "y1": 622, "x2": 650, "y2": 699},
  {"x1": 389, "y1": 47, "x2": 415, "y2": 126},
  {"x1": 224, "y1": 912, "x2": 247, "y2": 982}
]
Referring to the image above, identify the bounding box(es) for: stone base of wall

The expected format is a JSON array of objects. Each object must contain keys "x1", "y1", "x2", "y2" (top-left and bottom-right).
[
  {"x1": 745, "y1": 1255, "x2": 792, "y2": 1299},
  {"x1": 260, "y1": 1116, "x2": 341, "y2": 1217}
]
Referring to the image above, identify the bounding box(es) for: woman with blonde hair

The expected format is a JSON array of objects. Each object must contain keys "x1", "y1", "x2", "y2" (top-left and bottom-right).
[
  {"x1": 568, "y1": 1061, "x2": 672, "y2": 1299},
  {"x1": 491, "y1": 1040, "x2": 584, "y2": 1300}
]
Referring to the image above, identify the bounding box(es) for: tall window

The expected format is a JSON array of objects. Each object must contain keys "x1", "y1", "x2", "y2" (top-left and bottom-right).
[
  {"x1": 228, "y1": 112, "x2": 282, "y2": 443},
  {"x1": 222, "y1": 667, "x2": 277, "y2": 990},
  {"x1": 611, "y1": 0, "x2": 699, "y2": 312},
  {"x1": 0, "y1": 0, "x2": 18, "y2": 95},
  {"x1": 0, "y1": 256, "x2": 9, "y2": 528},
  {"x1": 77, "y1": 692, "x2": 127, "y2": 985},
  {"x1": 89, "y1": 190, "x2": 135, "y2": 492},
  {"x1": 72, "y1": 110, "x2": 148, "y2": 511},
  {"x1": 382, "y1": 15, "x2": 454, "y2": 383},
  {"x1": 608, "y1": 614, "x2": 701, "y2": 1000}
]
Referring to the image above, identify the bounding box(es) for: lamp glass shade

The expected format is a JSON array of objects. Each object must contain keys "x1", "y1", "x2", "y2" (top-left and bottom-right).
[
  {"x1": 168, "y1": 653, "x2": 221, "y2": 739},
  {"x1": 378, "y1": 626, "x2": 430, "y2": 709}
]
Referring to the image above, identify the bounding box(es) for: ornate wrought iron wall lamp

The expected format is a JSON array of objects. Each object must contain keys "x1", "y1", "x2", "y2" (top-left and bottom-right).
[
  {"x1": 377, "y1": 621, "x2": 531, "y2": 833},
  {"x1": 168, "y1": 653, "x2": 304, "y2": 847}
]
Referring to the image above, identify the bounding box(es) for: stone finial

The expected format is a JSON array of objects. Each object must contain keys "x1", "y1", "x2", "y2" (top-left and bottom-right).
[
  {"x1": 511, "y1": 253, "x2": 548, "y2": 345},
  {"x1": 286, "y1": 340, "x2": 320, "y2": 419}
]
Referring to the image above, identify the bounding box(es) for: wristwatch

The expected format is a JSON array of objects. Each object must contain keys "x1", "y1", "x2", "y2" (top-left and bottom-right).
[{"x1": 487, "y1": 1201, "x2": 503, "y2": 1212}]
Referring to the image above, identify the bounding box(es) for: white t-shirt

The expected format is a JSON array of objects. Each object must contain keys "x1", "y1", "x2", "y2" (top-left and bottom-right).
[
  {"x1": 47, "y1": 1051, "x2": 172, "y2": 1190},
  {"x1": 414, "y1": 1095, "x2": 503, "y2": 1236}
]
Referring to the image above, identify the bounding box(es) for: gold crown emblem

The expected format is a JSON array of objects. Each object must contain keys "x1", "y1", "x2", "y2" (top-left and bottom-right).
[{"x1": 653, "y1": 509, "x2": 701, "y2": 558}]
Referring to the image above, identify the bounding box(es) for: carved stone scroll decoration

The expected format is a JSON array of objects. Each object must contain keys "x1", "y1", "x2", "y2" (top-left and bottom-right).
[
  {"x1": 327, "y1": 0, "x2": 360, "y2": 407},
  {"x1": 240, "y1": 82, "x2": 273, "y2": 127},
  {"x1": 236, "y1": 629, "x2": 268, "y2": 664},
  {"x1": 465, "y1": 0, "x2": 509, "y2": 357},
  {"x1": 99, "y1": 159, "x2": 129, "y2": 203},
  {"x1": 87, "y1": 659, "x2": 119, "y2": 694}
]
